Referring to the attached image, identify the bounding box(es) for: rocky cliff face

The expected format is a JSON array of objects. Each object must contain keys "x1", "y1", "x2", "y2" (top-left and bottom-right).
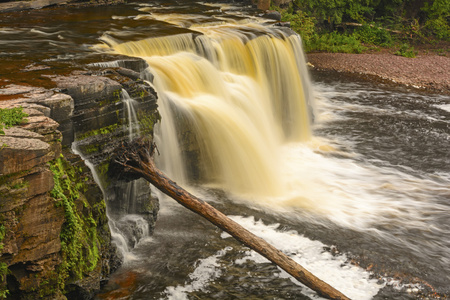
[{"x1": 0, "y1": 58, "x2": 160, "y2": 299}]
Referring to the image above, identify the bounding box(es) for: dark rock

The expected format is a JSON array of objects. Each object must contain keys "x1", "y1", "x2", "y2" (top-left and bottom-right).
[
  {"x1": 263, "y1": 10, "x2": 281, "y2": 21},
  {"x1": 275, "y1": 21, "x2": 291, "y2": 28}
]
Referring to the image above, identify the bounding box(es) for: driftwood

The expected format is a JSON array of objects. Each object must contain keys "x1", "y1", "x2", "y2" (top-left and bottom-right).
[
  {"x1": 109, "y1": 138, "x2": 351, "y2": 300},
  {"x1": 338, "y1": 22, "x2": 402, "y2": 34}
]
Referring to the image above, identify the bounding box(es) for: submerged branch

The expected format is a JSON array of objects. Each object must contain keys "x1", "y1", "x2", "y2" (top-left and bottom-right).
[{"x1": 109, "y1": 138, "x2": 351, "y2": 300}]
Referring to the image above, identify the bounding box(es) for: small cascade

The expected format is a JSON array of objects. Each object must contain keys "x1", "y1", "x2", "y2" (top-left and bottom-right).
[
  {"x1": 121, "y1": 89, "x2": 141, "y2": 141},
  {"x1": 72, "y1": 88, "x2": 153, "y2": 262},
  {"x1": 110, "y1": 89, "x2": 152, "y2": 260}
]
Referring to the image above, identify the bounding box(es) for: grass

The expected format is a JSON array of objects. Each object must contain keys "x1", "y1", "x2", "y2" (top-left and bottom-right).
[{"x1": 0, "y1": 106, "x2": 28, "y2": 135}]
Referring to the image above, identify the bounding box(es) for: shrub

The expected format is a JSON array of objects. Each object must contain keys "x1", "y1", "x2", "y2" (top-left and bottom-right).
[
  {"x1": 309, "y1": 31, "x2": 366, "y2": 53},
  {"x1": 277, "y1": 9, "x2": 316, "y2": 47},
  {"x1": 353, "y1": 24, "x2": 393, "y2": 47},
  {"x1": 395, "y1": 43, "x2": 417, "y2": 58}
]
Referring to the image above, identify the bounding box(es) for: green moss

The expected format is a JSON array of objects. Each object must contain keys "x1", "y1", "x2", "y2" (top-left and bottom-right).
[
  {"x1": 0, "y1": 225, "x2": 5, "y2": 252},
  {"x1": 0, "y1": 262, "x2": 8, "y2": 299},
  {"x1": 137, "y1": 110, "x2": 161, "y2": 137},
  {"x1": 49, "y1": 155, "x2": 101, "y2": 293},
  {"x1": 113, "y1": 89, "x2": 122, "y2": 101},
  {"x1": 77, "y1": 123, "x2": 121, "y2": 141},
  {"x1": 0, "y1": 171, "x2": 30, "y2": 200},
  {"x1": 0, "y1": 225, "x2": 9, "y2": 299},
  {"x1": 95, "y1": 161, "x2": 111, "y2": 189},
  {"x1": 82, "y1": 144, "x2": 100, "y2": 155},
  {"x1": 9, "y1": 179, "x2": 29, "y2": 190},
  {"x1": 98, "y1": 89, "x2": 122, "y2": 107},
  {"x1": 0, "y1": 171, "x2": 28, "y2": 187}
]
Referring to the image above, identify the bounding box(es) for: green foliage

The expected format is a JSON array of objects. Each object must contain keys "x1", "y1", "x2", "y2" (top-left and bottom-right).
[
  {"x1": 276, "y1": 0, "x2": 450, "y2": 52},
  {"x1": 0, "y1": 224, "x2": 8, "y2": 299},
  {"x1": 49, "y1": 155, "x2": 100, "y2": 292},
  {"x1": 0, "y1": 262, "x2": 8, "y2": 299},
  {"x1": 0, "y1": 283, "x2": 8, "y2": 299},
  {"x1": 294, "y1": 0, "x2": 376, "y2": 28},
  {"x1": 423, "y1": 17, "x2": 450, "y2": 40},
  {"x1": 309, "y1": 31, "x2": 366, "y2": 53},
  {"x1": 0, "y1": 106, "x2": 28, "y2": 135},
  {"x1": 99, "y1": 89, "x2": 122, "y2": 107},
  {"x1": 279, "y1": 9, "x2": 316, "y2": 45},
  {"x1": 353, "y1": 24, "x2": 393, "y2": 46},
  {"x1": 395, "y1": 43, "x2": 417, "y2": 57},
  {"x1": 0, "y1": 225, "x2": 5, "y2": 252},
  {"x1": 421, "y1": 0, "x2": 450, "y2": 40}
]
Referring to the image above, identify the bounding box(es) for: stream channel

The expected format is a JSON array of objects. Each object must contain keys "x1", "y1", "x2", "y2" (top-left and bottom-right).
[{"x1": 1, "y1": 1, "x2": 449, "y2": 299}]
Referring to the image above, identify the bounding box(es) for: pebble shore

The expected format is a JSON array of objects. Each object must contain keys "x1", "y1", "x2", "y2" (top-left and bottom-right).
[{"x1": 307, "y1": 52, "x2": 450, "y2": 94}]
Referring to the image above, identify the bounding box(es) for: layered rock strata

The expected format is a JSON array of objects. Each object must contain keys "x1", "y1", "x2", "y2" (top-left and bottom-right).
[{"x1": 0, "y1": 59, "x2": 160, "y2": 299}]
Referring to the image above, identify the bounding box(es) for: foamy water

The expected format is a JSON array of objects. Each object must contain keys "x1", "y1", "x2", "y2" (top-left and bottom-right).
[{"x1": 160, "y1": 215, "x2": 383, "y2": 300}]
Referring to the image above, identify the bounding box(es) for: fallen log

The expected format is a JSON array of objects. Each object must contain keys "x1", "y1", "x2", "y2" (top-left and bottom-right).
[
  {"x1": 108, "y1": 138, "x2": 351, "y2": 300},
  {"x1": 337, "y1": 22, "x2": 402, "y2": 34}
]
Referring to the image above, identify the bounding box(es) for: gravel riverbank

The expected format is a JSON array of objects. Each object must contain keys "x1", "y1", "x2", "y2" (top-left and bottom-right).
[{"x1": 307, "y1": 52, "x2": 450, "y2": 94}]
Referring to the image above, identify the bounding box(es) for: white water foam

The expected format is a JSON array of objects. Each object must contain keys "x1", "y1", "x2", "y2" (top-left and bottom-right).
[
  {"x1": 160, "y1": 215, "x2": 382, "y2": 300},
  {"x1": 161, "y1": 247, "x2": 232, "y2": 300},
  {"x1": 223, "y1": 216, "x2": 383, "y2": 299},
  {"x1": 436, "y1": 103, "x2": 450, "y2": 113}
]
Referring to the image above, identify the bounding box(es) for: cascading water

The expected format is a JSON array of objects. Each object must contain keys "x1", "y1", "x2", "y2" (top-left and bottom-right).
[
  {"x1": 113, "y1": 89, "x2": 150, "y2": 259},
  {"x1": 122, "y1": 89, "x2": 141, "y2": 141},
  {"x1": 101, "y1": 23, "x2": 313, "y2": 197},
  {"x1": 95, "y1": 8, "x2": 450, "y2": 298},
  {"x1": 72, "y1": 88, "x2": 151, "y2": 261}
]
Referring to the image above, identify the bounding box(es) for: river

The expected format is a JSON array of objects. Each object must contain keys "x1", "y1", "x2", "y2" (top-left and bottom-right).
[{"x1": 1, "y1": 1, "x2": 449, "y2": 299}]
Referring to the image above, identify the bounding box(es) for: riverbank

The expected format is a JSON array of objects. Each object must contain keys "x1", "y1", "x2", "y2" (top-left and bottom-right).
[
  {"x1": 306, "y1": 51, "x2": 450, "y2": 95},
  {"x1": 0, "y1": 0, "x2": 125, "y2": 13}
]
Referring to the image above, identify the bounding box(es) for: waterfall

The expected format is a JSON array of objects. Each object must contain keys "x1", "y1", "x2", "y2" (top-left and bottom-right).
[
  {"x1": 121, "y1": 89, "x2": 141, "y2": 141},
  {"x1": 72, "y1": 89, "x2": 151, "y2": 262},
  {"x1": 102, "y1": 23, "x2": 314, "y2": 198},
  {"x1": 111, "y1": 90, "x2": 150, "y2": 260}
]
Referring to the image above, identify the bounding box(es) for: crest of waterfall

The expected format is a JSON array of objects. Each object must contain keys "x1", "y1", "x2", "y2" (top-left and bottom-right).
[{"x1": 101, "y1": 23, "x2": 314, "y2": 197}]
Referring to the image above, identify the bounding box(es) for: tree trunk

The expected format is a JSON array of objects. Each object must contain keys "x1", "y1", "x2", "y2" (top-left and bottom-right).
[
  {"x1": 257, "y1": 0, "x2": 270, "y2": 10},
  {"x1": 109, "y1": 139, "x2": 351, "y2": 300}
]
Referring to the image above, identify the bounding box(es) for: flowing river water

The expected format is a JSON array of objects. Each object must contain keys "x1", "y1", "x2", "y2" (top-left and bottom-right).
[{"x1": 1, "y1": 1, "x2": 449, "y2": 299}]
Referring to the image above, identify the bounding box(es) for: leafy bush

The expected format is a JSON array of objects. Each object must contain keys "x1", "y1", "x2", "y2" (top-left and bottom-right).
[
  {"x1": 421, "y1": 0, "x2": 450, "y2": 40},
  {"x1": 423, "y1": 17, "x2": 450, "y2": 41},
  {"x1": 395, "y1": 43, "x2": 417, "y2": 58},
  {"x1": 274, "y1": 0, "x2": 448, "y2": 53},
  {"x1": 309, "y1": 31, "x2": 366, "y2": 53},
  {"x1": 294, "y1": 0, "x2": 374, "y2": 28},
  {"x1": 281, "y1": 10, "x2": 316, "y2": 44},
  {"x1": 272, "y1": 5, "x2": 317, "y2": 51},
  {"x1": 353, "y1": 24, "x2": 393, "y2": 47},
  {"x1": 288, "y1": 0, "x2": 449, "y2": 43},
  {"x1": 0, "y1": 107, "x2": 28, "y2": 135}
]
